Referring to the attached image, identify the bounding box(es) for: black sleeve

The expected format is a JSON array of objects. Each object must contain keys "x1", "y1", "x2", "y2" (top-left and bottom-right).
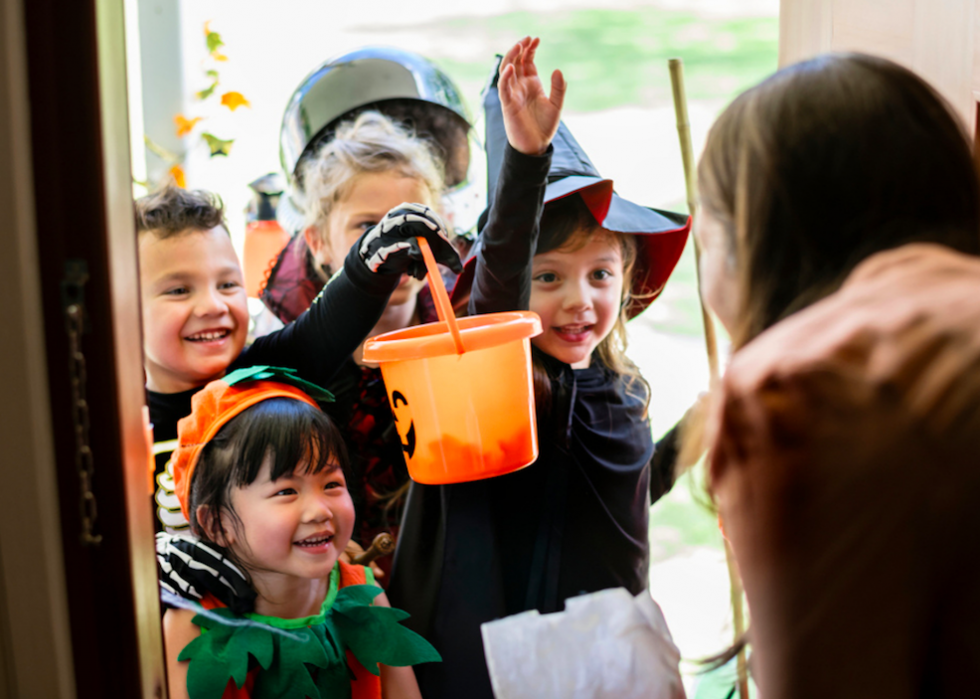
[
  {"x1": 236, "y1": 247, "x2": 399, "y2": 388},
  {"x1": 468, "y1": 143, "x2": 552, "y2": 316},
  {"x1": 650, "y1": 422, "x2": 681, "y2": 502}
]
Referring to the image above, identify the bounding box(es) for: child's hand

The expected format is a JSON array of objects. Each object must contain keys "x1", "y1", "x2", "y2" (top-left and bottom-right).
[
  {"x1": 357, "y1": 203, "x2": 463, "y2": 280},
  {"x1": 499, "y1": 36, "x2": 566, "y2": 156},
  {"x1": 156, "y1": 532, "x2": 256, "y2": 613}
]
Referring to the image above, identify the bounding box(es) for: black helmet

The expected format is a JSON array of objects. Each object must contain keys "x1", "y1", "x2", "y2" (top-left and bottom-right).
[{"x1": 280, "y1": 46, "x2": 472, "y2": 189}]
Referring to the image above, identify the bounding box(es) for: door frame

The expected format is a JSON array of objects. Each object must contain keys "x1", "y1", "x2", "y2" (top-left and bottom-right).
[{"x1": 1, "y1": 0, "x2": 165, "y2": 695}]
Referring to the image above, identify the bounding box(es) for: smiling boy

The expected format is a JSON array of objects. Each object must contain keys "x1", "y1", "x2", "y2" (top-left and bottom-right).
[
  {"x1": 136, "y1": 185, "x2": 459, "y2": 533},
  {"x1": 139, "y1": 220, "x2": 249, "y2": 394}
]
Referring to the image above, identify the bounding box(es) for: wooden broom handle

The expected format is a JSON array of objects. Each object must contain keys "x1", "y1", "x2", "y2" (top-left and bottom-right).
[
  {"x1": 668, "y1": 58, "x2": 720, "y2": 387},
  {"x1": 669, "y1": 58, "x2": 747, "y2": 699},
  {"x1": 351, "y1": 533, "x2": 396, "y2": 567}
]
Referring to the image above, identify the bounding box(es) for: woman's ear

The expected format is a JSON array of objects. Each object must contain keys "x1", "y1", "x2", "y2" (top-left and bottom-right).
[
  {"x1": 304, "y1": 226, "x2": 332, "y2": 269},
  {"x1": 195, "y1": 504, "x2": 232, "y2": 547}
]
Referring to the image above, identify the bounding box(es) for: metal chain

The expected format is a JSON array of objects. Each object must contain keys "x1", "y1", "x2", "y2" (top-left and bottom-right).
[{"x1": 66, "y1": 302, "x2": 102, "y2": 546}]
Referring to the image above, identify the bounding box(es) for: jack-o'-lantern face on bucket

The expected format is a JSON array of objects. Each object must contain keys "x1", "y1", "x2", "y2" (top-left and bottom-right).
[{"x1": 391, "y1": 390, "x2": 416, "y2": 460}]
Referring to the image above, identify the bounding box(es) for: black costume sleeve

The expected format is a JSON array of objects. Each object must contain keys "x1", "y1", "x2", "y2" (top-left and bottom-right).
[
  {"x1": 650, "y1": 422, "x2": 681, "y2": 501},
  {"x1": 468, "y1": 143, "x2": 553, "y2": 316},
  {"x1": 236, "y1": 247, "x2": 399, "y2": 388}
]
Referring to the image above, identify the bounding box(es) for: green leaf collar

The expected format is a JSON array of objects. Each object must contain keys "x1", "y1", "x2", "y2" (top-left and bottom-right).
[{"x1": 177, "y1": 564, "x2": 439, "y2": 699}]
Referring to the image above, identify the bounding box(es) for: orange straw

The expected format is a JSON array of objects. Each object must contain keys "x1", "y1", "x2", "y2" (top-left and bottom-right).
[{"x1": 416, "y1": 237, "x2": 465, "y2": 355}]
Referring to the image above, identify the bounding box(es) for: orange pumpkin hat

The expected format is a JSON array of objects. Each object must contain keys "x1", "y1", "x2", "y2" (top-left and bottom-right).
[{"x1": 172, "y1": 366, "x2": 334, "y2": 521}]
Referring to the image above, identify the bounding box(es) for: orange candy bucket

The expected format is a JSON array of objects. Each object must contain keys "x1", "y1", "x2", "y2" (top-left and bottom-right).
[{"x1": 361, "y1": 239, "x2": 542, "y2": 484}]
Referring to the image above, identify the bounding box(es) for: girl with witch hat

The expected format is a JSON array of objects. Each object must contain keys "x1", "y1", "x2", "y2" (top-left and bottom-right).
[{"x1": 386, "y1": 37, "x2": 691, "y2": 699}]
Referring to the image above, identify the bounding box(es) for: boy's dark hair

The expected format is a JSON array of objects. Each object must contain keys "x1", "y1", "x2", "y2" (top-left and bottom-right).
[
  {"x1": 188, "y1": 398, "x2": 352, "y2": 553},
  {"x1": 134, "y1": 183, "x2": 226, "y2": 239}
]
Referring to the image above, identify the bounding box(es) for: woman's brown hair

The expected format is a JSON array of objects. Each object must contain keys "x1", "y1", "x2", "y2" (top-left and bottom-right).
[
  {"x1": 698, "y1": 52, "x2": 980, "y2": 350},
  {"x1": 686, "y1": 52, "x2": 980, "y2": 467},
  {"x1": 689, "y1": 52, "x2": 980, "y2": 674}
]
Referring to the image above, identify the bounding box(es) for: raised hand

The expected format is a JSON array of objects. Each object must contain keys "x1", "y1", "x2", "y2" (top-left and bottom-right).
[
  {"x1": 499, "y1": 36, "x2": 567, "y2": 156},
  {"x1": 357, "y1": 202, "x2": 463, "y2": 280}
]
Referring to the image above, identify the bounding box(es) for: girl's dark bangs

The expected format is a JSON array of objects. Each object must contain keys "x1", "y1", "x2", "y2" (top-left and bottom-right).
[
  {"x1": 537, "y1": 193, "x2": 601, "y2": 255},
  {"x1": 217, "y1": 399, "x2": 348, "y2": 486}
]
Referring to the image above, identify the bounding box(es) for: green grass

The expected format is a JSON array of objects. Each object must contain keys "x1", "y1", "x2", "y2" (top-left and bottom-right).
[
  {"x1": 655, "y1": 233, "x2": 709, "y2": 337},
  {"x1": 366, "y1": 8, "x2": 778, "y2": 115}
]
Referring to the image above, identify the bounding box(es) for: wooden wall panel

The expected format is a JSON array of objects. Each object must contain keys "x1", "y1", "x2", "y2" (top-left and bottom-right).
[
  {"x1": 831, "y1": 0, "x2": 914, "y2": 66},
  {"x1": 912, "y1": 0, "x2": 975, "y2": 129},
  {"x1": 973, "y1": 1, "x2": 980, "y2": 97},
  {"x1": 780, "y1": 0, "x2": 980, "y2": 134},
  {"x1": 779, "y1": 0, "x2": 833, "y2": 67}
]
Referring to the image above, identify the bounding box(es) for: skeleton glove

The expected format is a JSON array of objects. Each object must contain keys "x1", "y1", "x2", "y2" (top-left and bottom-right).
[
  {"x1": 156, "y1": 532, "x2": 256, "y2": 614},
  {"x1": 357, "y1": 203, "x2": 463, "y2": 280}
]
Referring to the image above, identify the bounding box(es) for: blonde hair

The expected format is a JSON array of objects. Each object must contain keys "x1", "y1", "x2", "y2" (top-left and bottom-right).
[{"x1": 299, "y1": 111, "x2": 446, "y2": 237}]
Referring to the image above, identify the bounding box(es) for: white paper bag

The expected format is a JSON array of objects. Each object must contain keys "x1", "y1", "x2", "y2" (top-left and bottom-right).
[{"x1": 481, "y1": 588, "x2": 686, "y2": 699}]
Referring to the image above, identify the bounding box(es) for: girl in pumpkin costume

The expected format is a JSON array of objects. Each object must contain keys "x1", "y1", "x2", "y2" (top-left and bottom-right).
[{"x1": 162, "y1": 366, "x2": 438, "y2": 699}]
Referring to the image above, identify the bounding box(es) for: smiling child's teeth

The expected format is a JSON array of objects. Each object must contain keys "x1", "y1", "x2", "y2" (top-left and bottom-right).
[
  {"x1": 189, "y1": 330, "x2": 227, "y2": 341},
  {"x1": 296, "y1": 535, "x2": 331, "y2": 546}
]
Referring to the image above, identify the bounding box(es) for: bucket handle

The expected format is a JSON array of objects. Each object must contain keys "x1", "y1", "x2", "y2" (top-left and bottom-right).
[{"x1": 417, "y1": 237, "x2": 465, "y2": 355}]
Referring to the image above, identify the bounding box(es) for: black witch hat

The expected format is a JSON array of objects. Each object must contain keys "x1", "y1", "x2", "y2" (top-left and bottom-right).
[{"x1": 479, "y1": 55, "x2": 691, "y2": 319}]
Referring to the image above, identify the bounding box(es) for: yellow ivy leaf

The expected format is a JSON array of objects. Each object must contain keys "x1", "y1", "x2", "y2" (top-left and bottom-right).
[
  {"x1": 212, "y1": 51, "x2": 229, "y2": 62},
  {"x1": 174, "y1": 114, "x2": 202, "y2": 137},
  {"x1": 220, "y1": 91, "x2": 250, "y2": 111},
  {"x1": 204, "y1": 22, "x2": 224, "y2": 54},
  {"x1": 201, "y1": 132, "x2": 234, "y2": 157},
  {"x1": 197, "y1": 81, "x2": 218, "y2": 101},
  {"x1": 168, "y1": 164, "x2": 186, "y2": 188}
]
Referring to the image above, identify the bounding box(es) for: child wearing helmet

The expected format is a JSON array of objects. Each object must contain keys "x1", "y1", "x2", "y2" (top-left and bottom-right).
[
  {"x1": 260, "y1": 50, "x2": 475, "y2": 577},
  {"x1": 387, "y1": 38, "x2": 691, "y2": 699},
  {"x1": 264, "y1": 46, "x2": 473, "y2": 325}
]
